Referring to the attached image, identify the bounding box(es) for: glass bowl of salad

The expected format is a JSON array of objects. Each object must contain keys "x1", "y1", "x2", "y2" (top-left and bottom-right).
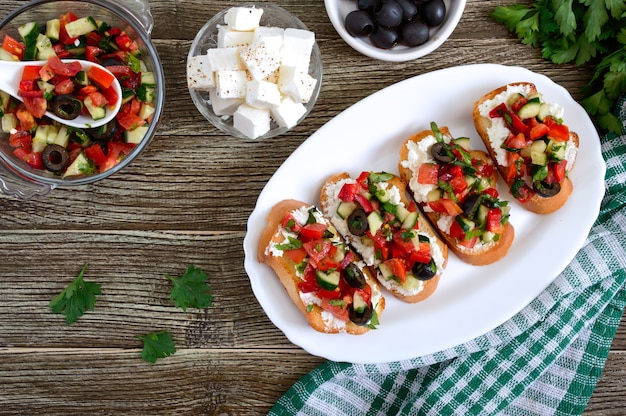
[
  {"x1": 0, "y1": 0, "x2": 165, "y2": 198},
  {"x1": 187, "y1": 3, "x2": 323, "y2": 140}
]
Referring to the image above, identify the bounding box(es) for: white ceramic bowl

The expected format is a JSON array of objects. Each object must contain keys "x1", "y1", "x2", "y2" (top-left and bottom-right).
[
  {"x1": 188, "y1": 3, "x2": 323, "y2": 140},
  {"x1": 324, "y1": 0, "x2": 466, "y2": 62}
]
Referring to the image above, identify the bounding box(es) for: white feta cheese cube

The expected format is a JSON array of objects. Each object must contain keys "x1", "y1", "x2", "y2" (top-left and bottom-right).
[
  {"x1": 217, "y1": 25, "x2": 254, "y2": 48},
  {"x1": 208, "y1": 88, "x2": 243, "y2": 116},
  {"x1": 215, "y1": 70, "x2": 248, "y2": 99},
  {"x1": 207, "y1": 47, "x2": 244, "y2": 71},
  {"x1": 233, "y1": 103, "x2": 271, "y2": 139},
  {"x1": 240, "y1": 43, "x2": 281, "y2": 80},
  {"x1": 224, "y1": 7, "x2": 263, "y2": 31},
  {"x1": 280, "y1": 28, "x2": 315, "y2": 68},
  {"x1": 253, "y1": 26, "x2": 284, "y2": 51},
  {"x1": 270, "y1": 96, "x2": 306, "y2": 129},
  {"x1": 187, "y1": 54, "x2": 214, "y2": 90},
  {"x1": 246, "y1": 79, "x2": 282, "y2": 109},
  {"x1": 278, "y1": 65, "x2": 317, "y2": 103}
]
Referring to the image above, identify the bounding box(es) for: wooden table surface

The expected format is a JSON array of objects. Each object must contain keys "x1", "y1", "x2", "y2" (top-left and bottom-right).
[{"x1": 0, "y1": 0, "x2": 624, "y2": 414}]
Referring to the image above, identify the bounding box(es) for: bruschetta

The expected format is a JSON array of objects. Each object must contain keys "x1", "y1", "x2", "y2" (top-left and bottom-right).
[
  {"x1": 398, "y1": 122, "x2": 514, "y2": 266},
  {"x1": 472, "y1": 82, "x2": 578, "y2": 214},
  {"x1": 319, "y1": 171, "x2": 448, "y2": 303},
  {"x1": 258, "y1": 199, "x2": 385, "y2": 335}
]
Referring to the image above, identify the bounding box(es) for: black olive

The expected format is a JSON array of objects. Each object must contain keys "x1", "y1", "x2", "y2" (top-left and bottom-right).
[
  {"x1": 374, "y1": 0, "x2": 403, "y2": 27},
  {"x1": 51, "y1": 95, "x2": 82, "y2": 120},
  {"x1": 88, "y1": 120, "x2": 118, "y2": 141},
  {"x1": 370, "y1": 25, "x2": 399, "y2": 49},
  {"x1": 460, "y1": 194, "x2": 482, "y2": 218},
  {"x1": 395, "y1": 0, "x2": 418, "y2": 20},
  {"x1": 349, "y1": 302, "x2": 374, "y2": 325},
  {"x1": 347, "y1": 208, "x2": 369, "y2": 236},
  {"x1": 345, "y1": 10, "x2": 375, "y2": 37},
  {"x1": 420, "y1": 0, "x2": 446, "y2": 27},
  {"x1": 431, "y1": 142, "x2": 453, "y2": 163},
  {"x1": 400, "y1": 20, "x2": 430, "y2": 46},
  {"x1": 357, "y1": 0, "x2": 380, "y2": 12},
  {"x1": 344, "y1": 263, "x2": 367, "y2": 289},
  {"x1": 412, "y1": 258, "x2": 437, "y2": 281},
  {"x1": 533, "y1": 180, "x2": 561, "y2": 198},
  {"x1": 41, "y1": 144, "x2": 69, "y2": 172},
  {"x1": 100, "y1": 56, "x2": 125, "y2": 66}
]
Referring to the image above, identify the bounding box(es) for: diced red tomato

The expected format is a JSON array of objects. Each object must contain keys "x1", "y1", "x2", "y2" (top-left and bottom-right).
[
  {"x1": 547, "y1": 123, "x2": 570, "y2": 142},
  {"x1": 449, "y1": 176, "x2": 468, "y2": 195},
  {"x1": 338, "y1": 182, "x2": 358, "y2": 202},
  {"x1": 409, "y1": 242, "x2": 431, "y2": 265},
  {"x1": 474, "y1": 159, "x2": 494, "y2": 177},
  {"x1": 320, "y1": 297, "x2": 350, "y2": 321},
  {"x1": 353, "y1": 193, "x2": 374, "y2": 213},
  {"x1": 449, "y1": 220, "x2": 465, "y2": 240},
  {"x1": 85, "y1": 32, "x2": 103, "y2": 47},
  {"x1": 529, "y1": 123, "x2": 549, "y2": 140},
  {"x1": 15, "y1": 108, "x2": 36, "y2": 132},
  {"x1": 85, "y1": 45, "x2": 105, "y2": 62},
  {"x1": 13, "y1": 148, "x2": 43, "y2": 169},
  {"x1": 101, "y1": 85, "x2": 120, "y2": 110},
  {"x1": 52, "y1": 43, "x2": 73, "y2": 58},
  {"x1": 106, "y1": 65, "x2": 134, "y2": 78},
  {"x1": 486, "y1": 208, "x2": 503, "y2": 234},
  {"x1": 489, "y1": 103, "x2": 508, "y2": 119},
  {"x1": 101, "y1": 141, "x2": 134, "y2": 171},
  {"x1": 89, "y1": 91, "x2": 108, "y2": 107},
  {"x1": 505, "y1": 152, "x2": 522, "y2": 182},
  {"x1": 21, "y1": 65, "x2": 43, "y2": 81},
  {"x1": 299, "y1": 222, "x2": 328, "y2": 241},
  {"x1": 382, "y1": 258, "x2": 407, "y2": 283},
  {"x1": 284, "y1": 247, "x2": 307, "y2": 264},
  {"x1": 2, "y1": 35, "x2": 24, "y2": 59},
  {"x1": 88, "y1": 64, "x2": 115, "y2": 89},
  {"x1": 482, "y1": 187, "x2": 499, "y2": 198},
  {"x1": 9, "y1": 130, "x2": 32, "y2": 150},
  {"x1": 59, "y1": 12, "x2": 79, "y2": 45},
  {"x1": 280, "y1": 213, "x2": 302, "y2": 233},
  {"x1": 83, "y1": 143, "x2": 107, "y2": 166},
  {"x1": 54, "y1": 78, "x2": 75, "y2": 95},
  {"x1": 505, "y1": 132, "x2": 530, "y2": 149},
  {"x1": 39, "y1": 64, "x2": 55, "y2": 82},
  {"x1": 114, "y1": 32, "x2": 139, "y2": 53},
  {"x1": 47, "y1": 56, "x2": 82, "y2": 77},
  {"x1": 458, "y1": 236, "x2": 478, "y2": 249},
  {"x1": 510, "y1": 95, "x2": 528, "y2": 112},
  {"x1": 303, "y1": 239, "x2": 332, "y2": 266},
  {"x1": 428, "y1": 198, "x2": 463, "y2": 216},
  {"x1": 22, "y1": 97, "x2": 47, "y2": 118},
  {"x1": 417, "y1": 163, "x2": 438, "y2": 185},
  {"x1": 551, "y1": 160, "x2": 567, "y2": 183}
]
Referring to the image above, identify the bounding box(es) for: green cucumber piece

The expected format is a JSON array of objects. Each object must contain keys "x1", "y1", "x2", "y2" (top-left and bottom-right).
[
  {"x1": 18, "y1": 22, "x2": 40, "y2": 44},
  {"x1": 125, "y1": 124, "x2": 149, "y2": 144},
  {"x1": 337, "y1": 201, "x2": 357, "y2": 220},
  {"x1": 46, "y1": 19, "x2": 60, "y2": 41},
  {"x1": 35, "y1": 33, "x2": 56, "y2": 60},
  {"x1": 378, "y1": 262, "x2": 394, "y2": 281},
  {"x1": 352, "y1": 291, "x2": 368, "y2": 313},
  {"x1": 84, "y1": 96, "x2": 106, "y2": 120},
  {"x1": 530, "y1": 140, "x2": 548, "y2": 166},
  {"x1": 537, "y1": 103, "x2": 552, "y2": 121},
  {"x1": 140, "y1": 72, "x2": 156, "y2": 86},
  {"x1": 64, "y1": 16, "x2": 98, "y2": 38},
  {"x1": 453, "y1": 137, "x2": 471, "y2": 151},
  {"x1": 367, "y1": 211, "x2": 384, "y2": 235},
  {"x1": 315, "y1": 270, "x2": 340, "y2": 291},
  {"x1": 455, "y1": 216, "x2": 475, "y2": 233},
  {"x1": 63, "y1": 152, "x2": 94, "y2": 177},
  {"x1": 1, "y1": 113, "x2": 18, "y2": 133},
  {"x1": 402, "y1": 274, "x2": 421, "y2": 291},
  {"x1": 517, "y1": 101, "x2": 541, "y2": 120},
  {"x1": 547, "y1": 140, "x2": 566, "y2": 161},
  {"x1": 401, "y1": 211, "x2": 418, "y2": 230}
]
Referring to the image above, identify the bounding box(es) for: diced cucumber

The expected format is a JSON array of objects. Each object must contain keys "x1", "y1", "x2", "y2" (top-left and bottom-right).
[
  {"x1": 140, "y1": 72, "x2": 156, "y2": 86},
  {"x1": 0, "y1": 48, "x2": 19, "y2": 61},
  {"x1": 64, "y1": 16, "x2": 98, "y2": 38},
  {"x1": 83, "y1": 96, "x2": 106, "y2": 120},
  {"x1": 75, "y1": 71, "x2": 89, "y2": 86},
  {"x1": 374, "y1": 185, "x2": 391, "y2": 203},
  {"x1": 402, "y1": 274, "x2": 422, "y2": 292},
  {"x1": 547, "y1": 140, "x2": 566, "y2": 161},
  {"x1": 453, "y1": 137, "x2": 471, "y2": 151},
  {"x1": 1, "y1": 113, "x2": 17, "y2": 133},
  {"x1": 53, "y1": 125, "x2": 71, "y2": 147},
  {"x1": 401, "y1": 211, "x2": 418, "y2": 230},
  {"x1": 531, "y1": 165, "x2": 548, "y2": 182},
  {"x1": 315, "y1": 270, "x2": 340, "y2": 291},
  {"x1": 37, "y1": 80, "x2": 55, "y2": 96},
  {"x1": 125, "y1": 124, "x2": 149, "y2": 144},
  {"x1": 63, "y1": 152, "x2": 94, "y2": 177},
  {"x1": 481, "y1": 231, "x2": 496, "y2": 243},
  {"x1": 537, "y1": 103, "x2": 552, "y2": 121},
  {"x1": 138, "y1": 103, "x2": 156, "y2": 120},
  {"x1": 32, "y1": 125, "x2": 53, "y2": 152},
  {"x1": 426, "y1": 188, "x2": 441, "y2": 202},
  {"x1": 378, "y1": 262, "x2": 394, "y2": 281},
  {"x1": 476, "y1": 204, "x2": 489, "y2": 226},
  {"x1": 352, "y1": 291, "x2": 368, "y2": 313},
  {"x1": 18, "y1": 21, "x2": 40, "y2": 44},
  {"x1": 517, "y1": 101, "x2": 541, "y2": 120},
  {"x1": 507, "y1": 92, "x2": 524, "y2": 107},
  {"x1": 0, "y1": 91, "x2": 10, "y2": 113},
  {"x1": 455, "y1": 216, "x2": 475, "y2": 233},
  {"x1": 337, "y1": 201, "x2": 357, "y2": 219},
  {"x1": 530, "y1": 140, "x2": 547, "y2": 166},
  {"x1": 395, "y1": 204, "x2": 410, "y2": 222},
  {"x1": 63, "y1": 37, "x2": 86, "y2": 56},
  {"x1": 35, "y1": 33, "x2": 56, "y2": 60},
  {"x1": 331, "y1": 243, "x2": 346, "y2": 263},
  {"x1": 367, "y1": 211, "x2": 384, "y2": 235},
  {"x1": 46, "y1": 19, "x2": 60, "y2": 41}
]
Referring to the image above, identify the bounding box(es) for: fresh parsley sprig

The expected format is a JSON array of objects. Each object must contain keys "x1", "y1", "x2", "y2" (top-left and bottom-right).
[
  {"x1": 165, "y1": 264, "x2": 214, "y2": 312},
  {"x1": 492, "y1": 1, "x2": 626, "y2": 134},
  {"x1": 49, "y1": 263, "x2": 102, "y2": 326},
  {"x1": 136, "y1": 331, "x2": 176, "y2": 364}
]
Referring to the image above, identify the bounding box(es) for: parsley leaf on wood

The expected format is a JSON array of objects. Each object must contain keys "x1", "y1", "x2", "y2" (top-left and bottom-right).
[
  {"x1": 492, "y1": 1, "x2": 626, "y2": 134},
  {"x1": 136, "y1": 331, "x2": 176, "y2": 363},
  {"x1": 49, "y1": 263, "x2": 101, "y2": 326},
  {"x1": 165, "y1": 265, "x2": 213, "y2": 311}
]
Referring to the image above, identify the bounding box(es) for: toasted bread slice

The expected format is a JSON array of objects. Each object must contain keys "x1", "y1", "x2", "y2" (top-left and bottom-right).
[
  {"x1": 258, "y1": 199, "x2": 385, "y2": 335},
  {"x1": 320, "y1": 172, "x2": 448, "y2": 303},
  {"x1": 399, "y1": 125, "x2": 515, "y2": 266},
  {"x1": 472, "y1": 82, "x2": 579, "y2": 214}
]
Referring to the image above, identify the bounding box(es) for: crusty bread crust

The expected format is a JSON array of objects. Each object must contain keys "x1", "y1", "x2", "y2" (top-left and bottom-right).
[
  {"x1": 320, "y1": 173, "x2": 448, "y2": 303},
  {"x1": 472, "y1": 82, "x2": 578, "y2": 214},
  {"x1": 258, "y1": 199, "x2": 385, "y2": 335},
  {"x1": 399, "y1": 127, "x2": 515, "y2": 266}
]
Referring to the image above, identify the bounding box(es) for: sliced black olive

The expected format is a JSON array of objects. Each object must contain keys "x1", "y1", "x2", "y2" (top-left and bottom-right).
[
  {"x1": 431, "y1": 142, "x2": 453, "y2": 163},
  {"x1": 533, "y1": 180, "x2": 561, "y2": 198},
  {"x1": 88, "y1": 121, "x2": 118, "y2": 141},
  {"x1": 344, "y1": 263, "x2": 367, "y2": 289},
  {"x1": 41, "y1": 144, "x2": 69, "y2": 172},
  {"x1": 460, "y1": 194, "x2": 482, "y2": 218},
  {"x1": 412, "y1": 258, "x2": 437, "y2": 281},
  {"x1": 51, "y1": 95, "x2": 82, "y2": 120},
  {"x1": 347, "y1": 208, "x2": 369, "y2": 236},
  {"x1": 349, "y1": 302, "x2": 374, "y2": 326}
]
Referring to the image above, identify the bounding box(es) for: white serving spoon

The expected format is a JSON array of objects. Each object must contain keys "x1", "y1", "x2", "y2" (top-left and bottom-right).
[{"x1": 0, "y1": 59, "x2": 122, "y2": 129}]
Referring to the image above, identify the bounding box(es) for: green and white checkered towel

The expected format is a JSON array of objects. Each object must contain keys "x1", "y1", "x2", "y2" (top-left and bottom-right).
[{"x1": 269, "y1": 97, "x2": 626, "y2": 416}]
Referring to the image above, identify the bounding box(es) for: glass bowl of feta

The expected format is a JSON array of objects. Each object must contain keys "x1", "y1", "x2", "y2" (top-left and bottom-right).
[
  {"x1": 187, "y1": 3, "x2": 323, "y2": 140},
  {"x1": 0, "y1": 0, "x2": 165, "y2": 199}
]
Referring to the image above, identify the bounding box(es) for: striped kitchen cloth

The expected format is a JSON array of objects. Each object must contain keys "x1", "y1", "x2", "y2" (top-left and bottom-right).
[{"x1": 269, "y1": 97, "x2": 626, "y2": 416}]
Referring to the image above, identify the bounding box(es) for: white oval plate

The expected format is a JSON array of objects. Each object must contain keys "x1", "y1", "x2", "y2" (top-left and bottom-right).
[{"x1": 243, "y1": 64, "x2": 606, "y2": 364}]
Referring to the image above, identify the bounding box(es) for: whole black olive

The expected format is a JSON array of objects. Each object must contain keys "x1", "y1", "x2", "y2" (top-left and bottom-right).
[
  {"x1": 101, "y1": 56, "x2": 125, "y2": 66},
  {"x1": 88, "y1": 120, "x2": 118, "y2": 141},
  {"x1": 412, "y1": 259, "x2": 437, "y2": 281},
  {"x1": 345, "y1": 10, "x2": 375, "y2": 37},
  {"x1": 344, "y1": 263, "x2": 367, "y2": 289},
  {"x1": 400, "y1": 20, "x2": 430, "y2": 46},
  {"x1": 357, "y1": 0, "x2": 380, "y2": 12},
  {"x1": 395, "y1": 0, "x2": 418, "y2": 20},
  {"x1": 41, "y1": 144, "x2": 69, "y2": 172},
  {"x1": 51, "y1": 95, "x2": 82, "y2": 120},
  {"x1": 533, "y1": 180, "x2": 561, "y2": 198},
  {"x1": 349, "y1": 302, "x2": 374, "y2": 325},
  {"x1": 374, "y1": 0, "x2": 403, "y2": 27},
  {"x1": 347, "y1": 208, "x2": 369, "y2": 236},
  {"x1": 460, "y1": 194, "x2": 482, "y2": 218},
  {"x1": 431, "y1": 142, "x2": 453, "y2": 163},
  {"x1": 420, "y1": 0, "x2": 446, "y2": 27},
  {"x1": 370, "y1": 25, "x2": 399, "y2": 49}
]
